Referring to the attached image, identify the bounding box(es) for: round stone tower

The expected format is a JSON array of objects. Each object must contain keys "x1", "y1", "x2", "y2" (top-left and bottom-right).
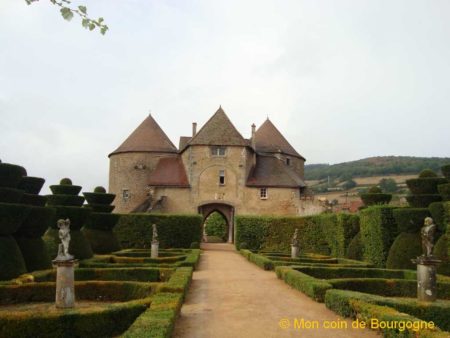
[{"x1": 108, "y1": 114, "x2": 178, "y2": 213}]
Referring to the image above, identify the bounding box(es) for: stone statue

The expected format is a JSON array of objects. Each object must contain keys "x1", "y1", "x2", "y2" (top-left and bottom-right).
[
  {"x1": 152, "y1": 224, "x2": 159, "y2": 244},
  {"x1": 55, "y1": 219, "x2": 73, "y2": 261},
  {"x1": 291, "y1": 228, "x2": 299, "y2": 247},
  {"x1": 421, "y1": 217, "x2": 436, "y2": 257}
]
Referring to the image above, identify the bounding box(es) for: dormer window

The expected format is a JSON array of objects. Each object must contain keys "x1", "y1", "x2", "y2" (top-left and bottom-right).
[
  {"x1": 211, "y1": 146, "x2": 226, "y2": 156},
  {"x1": 286, "y1": 158, "x2": 291, "y2": 166}
]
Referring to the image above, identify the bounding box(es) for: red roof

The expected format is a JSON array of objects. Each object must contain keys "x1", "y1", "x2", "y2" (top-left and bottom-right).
[
  {"x1": 148, "y1": 157, "x2": 190, "y2": 187},
  {"x1": 254, "y1": 119, "x2": 304, "y2": 159},
  {"x1": 110, "y1": 115, "x2": 177, "y2": 156}
]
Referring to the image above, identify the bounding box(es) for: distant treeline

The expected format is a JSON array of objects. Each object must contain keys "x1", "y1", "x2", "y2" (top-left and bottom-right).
[{"x1": 305, "y1": 156, "x2": 450, "y2": 181}]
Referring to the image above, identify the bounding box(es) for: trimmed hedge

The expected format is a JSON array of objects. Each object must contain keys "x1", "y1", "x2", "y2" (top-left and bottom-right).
[
  {"x1": 360, "y1": 193, "x2": 392, "y2": 206},
  {"x1": 393, "y1": 208, "x2": 431, "y2": 233},
  {"x1": 406, "y1": 194, "x2": 442, "y2": 208},
  {"x1": 0, "y1": 203, "x2": 31, "y2": 235},
  {"x1": 115, "y1": 214, "x2": 202, "y2": 249},
  {"x1": 429, "y1": 202, "x2": 447, "y2": 232},
  {"x1": 434, "y1": 234, "x2": 450, "y2": 276},
  {"x1": 15, "y1": 206, "x2": 55, "y2": 238},
  {"x1": 50, "y1": 206, "x2": 91, "y2": 230},
  {"x1": 0, "y1": 236, "x2": 27, "y2": 280},
  {"x1": 275, "y1": 266, "x2": 332, "y2": 302},
  {"x1": 82, "y1": 228, "x2": 121, "y2": 254},
  {"x1": 406, "y1": 178, "x2": 448, "y2": 194},
  {"x1": 15, "y1": 237, "x2": 52, "y2": 271},
  {"x1": 85, "y1": 203, "x2": 115, "y2": 213},
  {"x1": 346, "y1": 232, "x2": 363, "y2": 260},
  {"x1": 159, "y1": 267, "x2": 194, "y2": 295},
  {"x1": 21, "y1": 193, "x2": 47, "y2": 206},
  {"x1": 325, "y1": 289, "x2": 450, "y2": 334},
  {"x1": 240, "y1": 249, "x2": 274, "y2": 270},
  {"x1": 0, "y1": 187, "x2": 23, "y2": 203},
  {"x1": 49, "y1": 184, "x2": 82, "y2": 196},
  {"x1": 292, "y1": 266, "x2": 417, "y2": 280},
  {"x1": 0, "y1": 163, "x2": 26, "y2": 188},
  {"x1": 46, "y1": 194, "x2": 85, "y2": 207},
  {"x1": 360, "y1": 206, "x2": 398, "y2": 268},
  {"x1": 386, "y1": 232, "x2": 422, "y2": 270},
  {"x1": 17, "y1": 176, "x2": 45, "y2": 194},
  {"x1": 44, "y1": 228, "x2": 93, "y2": 260},
  {"x1": 438, "y1": 183, "x2": 450, "y2": 201},
  {"x1": 83, "y1": 192, "x2": 116, "y2": 205}
]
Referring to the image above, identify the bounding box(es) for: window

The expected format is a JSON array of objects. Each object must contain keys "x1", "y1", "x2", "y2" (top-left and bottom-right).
[
  {"x1": 286, "y1": 158, "x2": 291, "y2": 166},
  {"x1": 219, "y1": 170, "x2": 225, "y2": 185},
  {"x1": 211, "y1": 146, "x2": 226, "y2": 156},
  {"x1": 122, "y1": 189, "x2": 130, "y2": 202},
  {"x1": 260, "y1": 188, "x2": 268, "y2": 199}
]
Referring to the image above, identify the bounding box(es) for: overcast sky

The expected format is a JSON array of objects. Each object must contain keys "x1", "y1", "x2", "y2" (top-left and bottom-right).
[{"x1": 1, "y1": 0, "x2": 449, "y2": 193}]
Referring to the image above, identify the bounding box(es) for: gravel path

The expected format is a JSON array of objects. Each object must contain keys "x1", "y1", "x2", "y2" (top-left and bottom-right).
[{"x1": 173, "y1": 243, "x2": 379, "y2": 338}]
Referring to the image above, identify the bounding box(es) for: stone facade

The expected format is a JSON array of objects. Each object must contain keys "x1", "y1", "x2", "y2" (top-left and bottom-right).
[{"x1": 109, "y1": 107, "x2": 311, "y2": 241}]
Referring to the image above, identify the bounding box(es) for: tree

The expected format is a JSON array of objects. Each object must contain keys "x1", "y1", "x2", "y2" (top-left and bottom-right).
[
  {"x1": 25, "y1": 0, "x2": 108, "y2": 35},
  {"x1": 342, "y1": 179, "x2": 357, "y2": 190},
  {"x1": 378, "y1": 178, "x2": 398, "y2": 193},
  {"x1": 204, "y1": 212, "x2": 227, "y2": 241}
]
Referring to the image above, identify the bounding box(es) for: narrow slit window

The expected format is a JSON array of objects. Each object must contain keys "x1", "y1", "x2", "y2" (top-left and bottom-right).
[
  {"x1": 286, "y1": 158, "x2": 291, "y2": 166},
  {"x1": 219, "y1": 170, "x2": 225, "y2": 185}
]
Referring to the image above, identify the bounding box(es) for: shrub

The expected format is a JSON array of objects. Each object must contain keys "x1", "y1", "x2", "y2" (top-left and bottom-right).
[
  {"x1": 293, "y1": 266, "x2": 417, "y2": 280},
  {"x1": 438, "y1": 183, "x2": 450, "y2": 201},
  {"x1": 82, "y1": 228, "x2": 121, "y2": 254},
  {"x1": 368, "y1": 186, "x2": 382, "y2": 193},
  {"x1": 406, "y1": 178, "x2": 447, "y2": 194},
  {"x1": 17, "y1": 176, "x2": 45, "y2": 194},
  {"x1": 189, "y1": 242, "x2": 200, "y2": 249},
  {"x1": 84, "y1": 203, "x2": 115, "y2": 213},
  {"x1": 434, "y1": 234, "x2": 449, "y2": 276},
  {"x1": 346, "y1": 232, "x2": 363, "y2": 260},
  {"x1": 393, "y1": 208, "x2": 430, "y2": 233},
  {"x1": 240, "y1": 250, "x2": 274, "y2": 270},
  {"x1": 59, "y1": 177, "x2": 72, "y2": 185},
  {"x1": 360, "y1": 193, "x2": 392, "y2": 206},
  {"x1": 83, "y1": 192, "x2": 116, "y2": 205},
  {"x1": 419, "y1": 169, "x2": 438, "y2": 178},
  {"x1": 441, "y1": 164, "x2": 450, "y2": 180},
  {"x1": 49, "y1": 185, "x2": 82, "y2": 196},
  {"x1": 84, "y1": 213, "x2": 119, "y2": 231},
  {"x1": 50, "y1": 206, "x2": 92, "y2": 230},
  {"x1": 0, "y1": 163, "x2": 27, "y2": 188},
  {"x1": 360, "y1": 206, "x2": 398, "y2": 267},
  {"x1": 20, "y1": 193, "x2": 47, "y2": 206},
  {"x1": 239, "y1": 242, "x2": 248, "y2": 249},
  {"x1": 94, "y1": 186, "x2": 107, "y2": 193},
  {"x1": 204, "y1": 212, "x2": 227, "y2": 240},
  {"x1": 0, "y1": 236, "x2": 27, "y2": 280},
  {"x1": 115, "y1": 214, "x2": 202, "y2": 249},
  {"x1": 0, "y1": 187, "x2": 24, "y2": 203},
  {"x1": 406, "y1": 194, "x2": 442, "y2": 208},
  {"x1": 15, "y1": 237, "x2": 51, "y2": 271},
  {"x1": 386, "y1": 232, "x2": 422, "y2": 269},
  {"x1": 46, "y1": 194, "x2": 85, "y2": 207},
  {"x1": 43, "y1": 228, "x2": 93, "y2": 260},
  {"x1": 15, "y1": 206, "x2": 55, "y2": 238},
  {"x1": 0, "y1": 203, "x2": 32, "y2": 235},
  {"x1": 429, "y1": 202, "x2": 447, "y2": 232}
]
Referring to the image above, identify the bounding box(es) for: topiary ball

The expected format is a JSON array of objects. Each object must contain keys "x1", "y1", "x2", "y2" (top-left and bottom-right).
[
  {"x1": 94, "y1": 186, "x2": 107, "y2": 193},
  {"x1": 60, "y1": 178, "x2": 72, "y2": 185},
  {"x1": 419, "y1": 169, "x2": 438, "y2": 178},
  {"x1": 368, "y1": 186, "x2": 382, "y2": 194}
]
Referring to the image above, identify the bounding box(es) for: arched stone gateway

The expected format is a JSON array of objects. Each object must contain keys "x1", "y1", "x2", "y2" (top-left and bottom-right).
[{"x1": 198, "y1": 203, "x2": 235, "y2": 243}]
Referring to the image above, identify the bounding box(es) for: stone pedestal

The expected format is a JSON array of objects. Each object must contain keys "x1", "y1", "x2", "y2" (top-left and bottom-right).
[
  {"x1": 151, "y1": 242, "x2": 159, "y2": 258},
  {"x1": 411, "y1": 256, "x2": 441, "y2": 302},
  {"x1": 291, "y1": 245, "x2": 299, "y2": 259},
  {"x1": 52, "y1": 259, "x2": 78, "y2": 308}
]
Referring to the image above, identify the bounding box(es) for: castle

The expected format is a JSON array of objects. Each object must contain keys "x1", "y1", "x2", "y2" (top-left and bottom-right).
[{"x1": 109, "y1": 107, "x2": 310, "y2": 242}]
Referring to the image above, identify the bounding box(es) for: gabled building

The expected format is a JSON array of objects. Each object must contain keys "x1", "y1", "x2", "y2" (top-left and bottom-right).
[{"x1": 109, "y1": 107, "x2": 309, "y2": 242}]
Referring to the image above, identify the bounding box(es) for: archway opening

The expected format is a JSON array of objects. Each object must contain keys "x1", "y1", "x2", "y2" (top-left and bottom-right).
[
  {"x1": 203, "y1": 211, "x2": 228, "y2": 243},
  {"x1": 198, "y1": 203, "x2": 235, "y2": 243}
]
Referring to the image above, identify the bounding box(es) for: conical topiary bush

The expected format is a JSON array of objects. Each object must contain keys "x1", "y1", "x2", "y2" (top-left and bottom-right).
[
  {"x1": 0, "y1": 162, "x2": 30, "y2": 280},
  {"x1": 15, "y1": 176, "x2": 55, "y2": 271},
  {"x1": 405, "y1": 169, "x2": 445, "y2": 207},
  {"x1": 82, "y1": 186, "x2": 120, "y2": 253},
  {"x1": 43, "y1": 178, "x2": 93, "y2": 259}
]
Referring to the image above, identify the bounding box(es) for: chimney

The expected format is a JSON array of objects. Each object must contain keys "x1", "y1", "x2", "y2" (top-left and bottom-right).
[
  {"x1": 251, "y1": 123, "x2": 256, "y2": 149},
  {"x1": 192, "y1": 122, "x2": 197, "y2": 137}
]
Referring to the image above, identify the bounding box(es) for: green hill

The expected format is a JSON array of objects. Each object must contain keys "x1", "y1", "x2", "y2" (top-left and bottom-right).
[{"x1": 305, "y1": 156, "x2": 450, "y2": 181}]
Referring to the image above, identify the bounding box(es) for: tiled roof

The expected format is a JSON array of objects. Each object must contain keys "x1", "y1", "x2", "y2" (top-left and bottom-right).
[
  {"x1": 148, "y1": 157, "x2": 190, "y2": 187},
  {"x1": 109, "y1": 115, "x2": 177, "y2": 156},
  {"x1": 247, "y1": 155, "x2": 306, "y2": 188},
  {"x1": 179, "y1": 136, "x2": 191, "y2": 150},
  {"x1": 186, "y1": 107, "x2": 247, "y2": 147},
  {"x1": 254, "y1": 119, "x2": 304, "y2": 159}
]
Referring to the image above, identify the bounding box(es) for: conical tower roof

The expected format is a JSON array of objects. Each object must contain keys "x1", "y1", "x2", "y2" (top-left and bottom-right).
[
  {"x1": 109, "y1": 114, "x2": 177, "y2": 156},
  {"x1": 254, "y1": 119, "x2": 304, "y2": 159},
  {"x1": 187, "y1": 107, "x2": 247, "y2": 147}
]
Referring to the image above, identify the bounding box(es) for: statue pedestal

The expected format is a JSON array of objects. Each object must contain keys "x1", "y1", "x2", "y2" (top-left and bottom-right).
[
  {"x1": 151, "y1": 242, "x2": 159, "y2": 258},
  {"x1": 291, "y1": 245, "x2": 299, "y2": 259},
  {"x1": 52, "y1": 259, "x2": 78, "y2": 308},
  {"x1": 411, "y1": 256, "x2": 441, "y2": 302}
]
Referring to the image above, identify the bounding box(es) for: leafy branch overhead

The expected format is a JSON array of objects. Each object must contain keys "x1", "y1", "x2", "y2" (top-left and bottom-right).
[{"x1": 25, "y1": 0, "x2": 108, "y2": 35}]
